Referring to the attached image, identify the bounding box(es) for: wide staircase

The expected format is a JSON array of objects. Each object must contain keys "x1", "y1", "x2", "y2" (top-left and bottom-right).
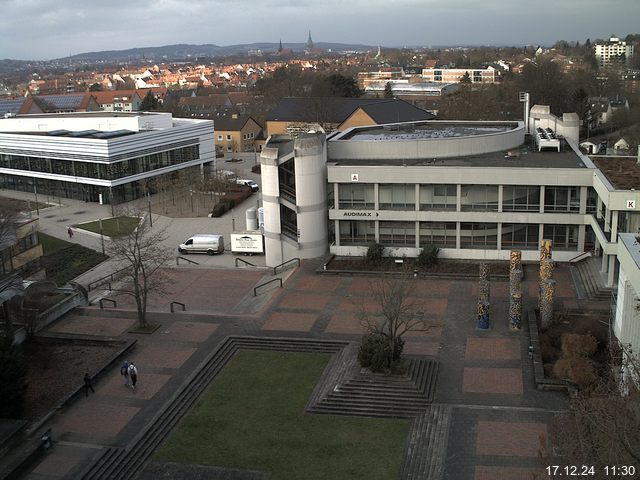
[
  {"x1": 76, "y1": 336, "x2": 347, "y2": 480},
  {"x1": 571, "y1": 256, "x2": 616, "y2": 301}
]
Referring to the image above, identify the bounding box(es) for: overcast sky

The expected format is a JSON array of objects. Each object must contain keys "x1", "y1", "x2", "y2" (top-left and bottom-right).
[{"x1": 1, "y1": 0, "x2": 639, "y2": 61}]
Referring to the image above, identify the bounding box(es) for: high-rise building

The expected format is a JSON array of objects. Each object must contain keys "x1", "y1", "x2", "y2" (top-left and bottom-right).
[{"x1": 595, "y1": 36, "x2": 634, "y2": 69}]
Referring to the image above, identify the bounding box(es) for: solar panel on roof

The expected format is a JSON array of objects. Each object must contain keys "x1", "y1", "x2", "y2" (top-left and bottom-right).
[
  {"x1": 47, "y1": 129, "x2": 71, "y2": 136},
  {"x1": 69, "y1": 129, "x2": 100, "y2": 137}
]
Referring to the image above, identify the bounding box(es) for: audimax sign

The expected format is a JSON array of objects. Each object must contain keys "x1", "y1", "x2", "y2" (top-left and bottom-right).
[{"x1": 342, "y1": 211, "x2": 379, "y2": 217}]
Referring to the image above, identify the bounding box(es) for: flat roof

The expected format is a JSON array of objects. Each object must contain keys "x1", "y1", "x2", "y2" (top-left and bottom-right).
[
  {"x1": 340, "y1": 122, "x2": 518, "y2": 141},
  {"x1": 592, "y1": 156, "x2": 640, "y2": 190},
  {"x1": 329, "y1": 137, "x2": 588, "y2": 169}
]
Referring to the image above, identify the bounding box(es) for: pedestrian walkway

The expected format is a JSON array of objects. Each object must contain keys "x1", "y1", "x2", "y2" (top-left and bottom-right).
[{"x1": 15, "y1": 255, "x2": 584, "y2": 480}]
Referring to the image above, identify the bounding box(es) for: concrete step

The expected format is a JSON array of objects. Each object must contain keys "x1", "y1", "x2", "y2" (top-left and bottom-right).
[
  {"x1": 574, "y1": 258, "x2": 614, "y2": 301},
  {"x1": 399, "y1": 404, "x2": 452, "y2": 480}
]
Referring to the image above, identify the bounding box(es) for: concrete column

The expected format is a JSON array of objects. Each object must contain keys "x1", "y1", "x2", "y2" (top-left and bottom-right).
[
  {"x1": 375, "y1": 220, "x2": 380, "y2": 243},
  {"x1": 333, "y1": 183, "x2": 339, "y2": 210},
  {"x1": 538, "y1": 223, "x2": 545, "y2": 245},
  {"x1": 611, "y1": 210, "x2": 619, "y2": 243},
  {"x1": 608, "y1": 255, "x2": 616, "y2": 287},
  {"x1": 540, "y1": 279, "x2": 556, "y2": 329},
  {"x1": 456, "y1": 222, "x2": 461, "y2": 249},
  {"x1": 415, "y1": 184, "x2": 420, "y2": 211},
  {"x1": 579, "y1": 186, "x2": 587, "y2": 215},
  {"x1": 601, "y1": 252, "x2": 608, "y2": 274},
  {"x1": 415, "y1": 221, "x2": 420, "y2": 248},
  {"x1": 497, "y1": 223, "x2": 502, "y2": 251},
  {"x1": 498, "y1": 185, "x2": 503, "y2": 213},
  {"x1": 334, "y1": 220, "x2": 340, "y2": 247},
  {"x1": 577, "y1": 224, "x2": 585, "y2": 252},
  {"x1": 539, "y1": 185, "x2": 545, "y2": 213},
  {"x1": 456, "y1": 184, "x2": 462, "y2": 212},
  {"x1": 604, "y1": 207, "x2": 610, "y2": 233},
  {"x1": 374, "y1": 184, "x2": 379, "y2": 210},
  {"x1": 596, "y1": 197, "x2": 603, "y2": 220}
]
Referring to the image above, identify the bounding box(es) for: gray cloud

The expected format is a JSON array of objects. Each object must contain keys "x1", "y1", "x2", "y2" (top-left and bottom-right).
[{"x1": 1, "y1": 0, "x2": 638, "y2": 60}]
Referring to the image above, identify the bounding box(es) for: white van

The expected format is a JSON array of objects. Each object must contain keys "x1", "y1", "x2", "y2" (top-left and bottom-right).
[
  {"x1": 236, "y1": 179, "x2": 259, "y2": 192},
  {"x1": 178, "y1": 234, "x2": 225, "y2": 255}
]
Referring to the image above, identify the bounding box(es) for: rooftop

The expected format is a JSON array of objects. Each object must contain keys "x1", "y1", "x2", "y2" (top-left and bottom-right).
[
  {"x1": 340, "y1": 121, "x2": 517, "y2": 141},
  {"x1": 592, "y1": 156, "x2": 640, "y2": 190}
]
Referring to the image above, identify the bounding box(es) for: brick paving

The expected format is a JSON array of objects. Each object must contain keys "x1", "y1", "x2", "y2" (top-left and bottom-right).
[
  {"x1": 261, "y1": 311, "x2": 318, "y2": 332},
  {"x1": 462, "y1": 367, "x2": 524, "y2": 395},
  {"x1": 475, "y1": 421, "x2": 547, "y2": 457},
  {"x1": 465, "y1": 338, "x2": 520, "y2": 360},
  {"x1": 23, "y1": 261, "x2": 583, "y2": 480}
]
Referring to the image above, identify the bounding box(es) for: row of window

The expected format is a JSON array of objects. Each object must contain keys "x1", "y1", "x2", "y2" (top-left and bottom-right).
[
  {"x1": 338, "y1": 221, "x2": 579, "y2": 250},
  {"x1": 337, "y1": 184, "x2": 591, "y2": 213},
  {"x1": 0, "y1": 145, "x2": 200, "y2": 181}
]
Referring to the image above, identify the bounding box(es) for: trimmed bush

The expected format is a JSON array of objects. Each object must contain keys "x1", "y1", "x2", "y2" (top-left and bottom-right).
[
  {"x1": 417, "y1": 245, "x2": 439, "y2": 268},
  {"x1": 366, "y1": 242, "x2": 385, "y2": 265},
  {"x1": 358, "y1": 332, "x2": 404, "y2": 373},
  {"x1": 552, "y1": 357, "x2": 597, "y2": 387},
  {"x1": 560, "y1": 333, "x2": 598, "y2": 358}
]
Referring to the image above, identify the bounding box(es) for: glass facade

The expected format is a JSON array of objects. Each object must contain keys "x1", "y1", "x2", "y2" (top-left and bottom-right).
[
  {"x1": 502, "y1": 186, "x2": 540, "y2": 212},
  {"x1": 379, "y1": 184, "x2": 415, "y2": 210},
  {"x1": 501, "y1": 223, "x2": 539, "y2": 249},
  {"x1": 460, "y1": 222, "x2": 498, "y2": 248},
  {"x1": 419, "y1": 222, "x2": 456, "y2": 247},
  {"x1": 543, "y1": 224, "x2": 579, "y2": 250},
  {"x1": 379, "y1": 221, "x2": 415, "y2": 246},
  {"x1": 338, "y1": 184, "x2": 374, "y2": 209},
  {"x1": 544, "y1": 186, "x2": 580, "y2": 212},
  {"x1": 0, "y1": 144, "x2": 200, "y2": 181},
  {"x1": 420, "y1": 184, "x2": 456, "y2": 210},
  {"x1": 339, "y1": 220, "x2": 375, "y2": 245},
  {"x1": 460, "y1": 185, "x2": 499, "y2": 211}
]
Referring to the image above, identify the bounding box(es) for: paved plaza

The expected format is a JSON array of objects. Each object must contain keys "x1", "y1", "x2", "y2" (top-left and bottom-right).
[{"x1": 0, "y1": 186, "x2": 588, "y2": 479}]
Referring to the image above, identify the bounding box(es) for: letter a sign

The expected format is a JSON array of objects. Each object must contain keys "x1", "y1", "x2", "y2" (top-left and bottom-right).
[{"x1": 351, "y1": 173, "x2": 359, "y2": 182}]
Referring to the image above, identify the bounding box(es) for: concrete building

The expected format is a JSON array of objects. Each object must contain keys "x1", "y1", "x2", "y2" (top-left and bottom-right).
[
  {"x1": 595, "y1": 36, "x2": 635, "y2": 69},
  {"x1": 421, "y1": 67, "x2": 497, "y2": 84},
  {"x1": 0, "y1": 112, "x2": 214, "y2": 204}
]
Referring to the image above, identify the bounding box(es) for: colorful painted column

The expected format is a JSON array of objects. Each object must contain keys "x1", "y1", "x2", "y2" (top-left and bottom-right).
[
  {"x1": 477, "y1": 262, "x2": 490, "y2": 329},
  {"x1": 540, "y1": 279, "x2": 556, "y2": 329},
  {"x1": 477, "y1": 301, "x2": 490, "y2": 330},
  {"x1": 509, "y1": 293, "x2": 523, "y2": 330},
  {"x1": 509, "y1": 250, "x2": 523, "y2": 330}
]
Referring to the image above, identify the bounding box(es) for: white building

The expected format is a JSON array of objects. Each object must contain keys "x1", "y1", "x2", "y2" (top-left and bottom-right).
[
  {"x1": 0, "y1": 112, "x2": 214, "y2": 204},
  {"x1": 595, "y1": 36, "x2": 635, "y2": 69}
]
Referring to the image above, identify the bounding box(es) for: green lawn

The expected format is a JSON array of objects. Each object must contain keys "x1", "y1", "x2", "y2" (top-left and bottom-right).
[
  {"x1": 39, "y1": 233, "x2": 108, "y2": 285},
  {"x1": 74, "y1": 216, "x2": 140, "y2": 237},
  {"x1": 158, "y1": 350, "x2": 409, "y2": 480}
]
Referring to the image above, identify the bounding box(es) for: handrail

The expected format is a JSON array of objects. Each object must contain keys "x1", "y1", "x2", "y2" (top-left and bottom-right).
[
  {"x1": 88, "y1": 266, "x2": 131, "y2": 292},
  {"x1": 254, "y1": 278, "x2": 282, "y2": 296},
  {"x1": 273, "y1": 257, "x2": 300, "y2": 275},
  {"x1": 176, "y1": 256, "x2": 200, "y2": 265},
  {"x1": 235, "y1": 257, "x2": 256, "y2": 267},
  {"x1": 170, "y1": 301, "x2": 186, "y2": 312},
  {"x1": 99, "y1": 298, "x2": 117, "y2": 309},
  {"x1": 568, "y1": 251, "x2": 592, "y2": 263}
]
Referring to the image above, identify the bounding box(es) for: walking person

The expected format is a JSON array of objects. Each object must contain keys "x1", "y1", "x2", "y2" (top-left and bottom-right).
[
  {"x1": 67, "y1": 227, "x2": 73, "y2": 239},
  {"x1": 83, "y1": 372, "x2": 95, "y2": 397},
  {"x1": 120, "y1": 360, "x2": 130, "y2": 387},
  {"x1": 128, "y1": 362, "x2": 138, "y2": 390}
]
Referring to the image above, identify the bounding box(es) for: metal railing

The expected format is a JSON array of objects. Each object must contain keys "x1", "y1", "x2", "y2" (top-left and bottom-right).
[
  {"x1": 99, "y1": 298, "x2": 117, "y2": 309},
  {"x1": 176, "y1": 256, "x2": 200, "y2": 266},
  {"x1": 235, "y1": 257, "x2": 256, "y2": 267},
  {"x1": 254, "y1": 278, "x2": 282, "y2": 296},
  {"x1": 273, "y1": 257, "x2": 300, "y2": 275},
  {"x1": 170, "y1": 301, "x2": 186, "y2": 312},
  {"x1": 567, "y1": 251, "x2": 592, "y2": 263},
  {"x1": 88, "y1": 266, "x2": 131, "y2": 292}
]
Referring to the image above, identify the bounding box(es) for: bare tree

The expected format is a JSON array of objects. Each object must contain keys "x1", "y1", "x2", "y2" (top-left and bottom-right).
[
  {"x1": 106, "y1": 210, "x2": 172, "y2": 328},
  {"x1": 549, "y1": 343, "x2": 640, "y2": 471},
  {"x1": 0, "y1": 206, "x2": 21, "y2": 345},
  {"x1": 358, "y1": 275, "x2": 437, "y2": 371}
]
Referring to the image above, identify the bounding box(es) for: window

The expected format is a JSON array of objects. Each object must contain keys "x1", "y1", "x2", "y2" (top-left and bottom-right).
[
  {"x1": 543, "y1": 224, "x2": 579, "y2": 251},
  {"x1": 226, "y1": 135, "x2": 232, "y2": 141},
  {"x1": 379, "y1": 184, "x2": 415, "y2": 210},
  {"x1": 502, "y1": 186, "x2": 540, "y2": 212},
  {"x1": 217, "y1": 135, "x2": 223, "y2": 141},
  {"x1": 460, "y1": 223, "x2": 498, "y2": 249},
  {"x1": 501, "y1": 224, "x2": 539, "y2": 249},
  {"x1": 338, "y1": 184, "x2": 375, "y2": 209},
  {"x1": 461, "y1": 185, "x2": 499, "y2": 211},
  {"x1": 544, "y1": 186, "x2": 580, "y2": 212},
  {"x1": 379, "y1": 221, "x2": 415, "y2": 246},
  {"x1": 420, "y1": 184, "x2": 456, "y2": 210},
  {"x1": 280, "y1": 204, "x2": 298, "y2": 240},
  {"x1": 419, "y1": 222, "x2": 456, "y2": 247},
  {"x1": 339, "y1": 220, "x2": 375, "y2": 245}
]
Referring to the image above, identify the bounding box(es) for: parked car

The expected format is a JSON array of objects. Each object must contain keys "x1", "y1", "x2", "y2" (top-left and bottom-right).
[
  {"x1": 236, "y1": 179, "x2": 259, "y2": 192},
  {"x1": 178, "y1": 234, "x2": 224, "y2": 255}
]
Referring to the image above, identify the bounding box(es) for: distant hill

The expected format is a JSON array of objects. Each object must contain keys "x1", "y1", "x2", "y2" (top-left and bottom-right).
[{"x1": 60, "y1": 42, "x2": 374, "y2": 62}]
